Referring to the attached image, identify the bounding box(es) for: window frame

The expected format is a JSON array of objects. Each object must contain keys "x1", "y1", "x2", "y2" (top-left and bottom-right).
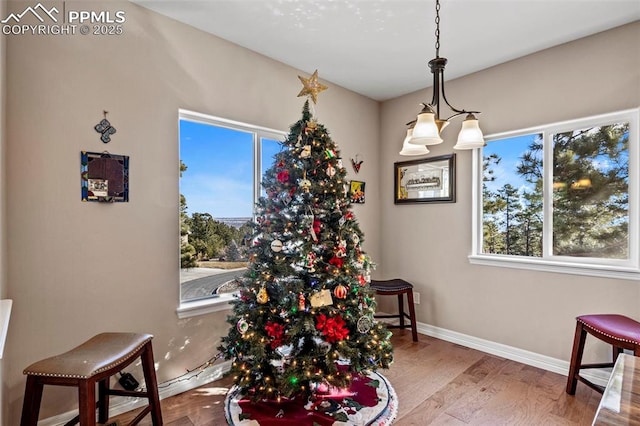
[
  {"x1": 177, "y1": 109, "x2": 286, "y2": 318},
  {"x1": 470, "y1": 108, "x2": 640, "y2": 280}
]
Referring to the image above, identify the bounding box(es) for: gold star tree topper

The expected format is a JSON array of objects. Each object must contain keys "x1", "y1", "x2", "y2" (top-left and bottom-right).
[{"x1": 297, "y1": 70, "x2": 328, "y2": 104}]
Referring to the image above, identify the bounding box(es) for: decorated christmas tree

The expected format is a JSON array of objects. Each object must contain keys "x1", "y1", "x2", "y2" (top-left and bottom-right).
[{"x1": 219, "y1": 71, "x2": 393, "y2": 406}]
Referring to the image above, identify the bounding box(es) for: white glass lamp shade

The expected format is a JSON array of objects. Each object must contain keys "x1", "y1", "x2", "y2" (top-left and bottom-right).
[
  {"x1": 399, "y1": 128, "x2": 430, "y2": 156},
  {"x1": 409, "y1": 111, "x2": 443, "y2": 145},
  {"x1": 453, "y1": 114, "x2": 485, "y2": 150}
]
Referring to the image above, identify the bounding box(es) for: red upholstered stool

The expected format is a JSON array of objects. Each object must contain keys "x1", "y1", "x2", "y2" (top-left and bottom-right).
[
  {"x1": 20, "y1": 333, "x2": 163, "y2": 426},
  {"x1": 566, "y1": 314, "x2": 640, "y2": 395},
  {"x1": 370, "y1": 279, "x2": 418, "y2": 342}
]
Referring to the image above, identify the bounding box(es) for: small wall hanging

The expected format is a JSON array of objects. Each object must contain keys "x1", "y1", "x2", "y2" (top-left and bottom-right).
[
  {"x1": 349, "y1": 180, "x2": 365, "y2": 204},
  {"x1": 81, "y1": 151, "x2": 129, "y2": 202},
  {"x1": 351, "y1": 155, "x2": 363, "y2": 174},
  {"x1": 94, "y1": 111, "x2": 116, "y2": 143}
]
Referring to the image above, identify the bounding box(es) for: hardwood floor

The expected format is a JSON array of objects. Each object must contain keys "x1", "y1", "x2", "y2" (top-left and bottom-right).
[{"x1": 110, "y1": 331, "x2": 600, "y2": 425}]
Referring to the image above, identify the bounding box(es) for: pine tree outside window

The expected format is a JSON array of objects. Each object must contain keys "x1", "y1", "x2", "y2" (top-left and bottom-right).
[
  {"x1": 471, "y1": 109, "x2": 640, "y2": 279},
  {"x1": 178, "y1": 110, "x2": 285, "y2": 317}
]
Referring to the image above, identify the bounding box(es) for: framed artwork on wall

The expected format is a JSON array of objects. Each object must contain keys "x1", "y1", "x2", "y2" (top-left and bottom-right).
[
  {"x1": 349, "y1": 180, "x2": 366, "y2": 204},
  {"x1": 394, "y1": 154, "x2": 455, "y2": 204},
  {"x1": 81, "y1": 151, "x2": 129, "y2": 202}
]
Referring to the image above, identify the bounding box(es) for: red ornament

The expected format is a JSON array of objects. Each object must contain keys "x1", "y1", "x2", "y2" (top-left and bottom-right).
[
  {"x1": 315, "y1": 314, "x2": 349, "y2": 343},
  {"x1": 277, "y1": 170, "x2": 290, "y2": 183},
  {"x1": 329, "y1": 256, "x2": 343, "y2": 268},
  {"x1": 265, "y1": 321, "x2": 285, "y2": 349},
  {"x1": 334, "y1": 284, "x2": 348, "y2": 299},
  {"x1": 312, "y1": 219, "x2": 322, "y2": 235}
]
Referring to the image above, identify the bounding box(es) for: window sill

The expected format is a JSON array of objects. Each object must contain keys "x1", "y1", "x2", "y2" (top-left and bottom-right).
[
  {"x1": 468, "y1": 254, "x2": 640, "y2": 281},
  {"x1": 176, "y1": 294, "x2": 234, "y2": 319}
]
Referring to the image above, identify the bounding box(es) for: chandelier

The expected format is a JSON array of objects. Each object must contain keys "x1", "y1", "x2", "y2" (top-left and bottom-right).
[{"x1": 400, "y1": 0, "x2": 485, "y2": 156}]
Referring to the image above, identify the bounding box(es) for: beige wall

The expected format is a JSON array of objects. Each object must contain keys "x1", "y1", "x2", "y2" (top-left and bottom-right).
[
  {"x1": 379, "y1": 22, "x2": 640, "y2": 359},
  {"x1": 4, "y1": 1, "x2": 381, "y2": 422}
]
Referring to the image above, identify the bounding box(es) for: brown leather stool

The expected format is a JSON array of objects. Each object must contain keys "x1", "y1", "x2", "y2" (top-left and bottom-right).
[
  {"x1": 566, "y1": 314, "x2": 640, "y2": 395},
  {"x1": 370, "y1": 279, "x2": 418, "y2": 342},
  {"x1": 20, "y1": 332, "x2": 163, "y2": 426}
]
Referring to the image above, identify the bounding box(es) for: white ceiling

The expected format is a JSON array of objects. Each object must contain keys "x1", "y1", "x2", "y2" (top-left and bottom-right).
[{"x1": 132, "y1": 0, "x2": 640, "y2": 101}]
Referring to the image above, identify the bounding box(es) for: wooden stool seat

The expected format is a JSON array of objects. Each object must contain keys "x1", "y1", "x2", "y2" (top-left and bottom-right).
[
  {"x1": 21, "y1": 332, "x2": 163, "y2": 426},
  {"x1": 370, "y1": 279, "x2": 418, "y2": 342},
  {"x1": 566, "y1": 314, "x2": 640, "y2": 395}
]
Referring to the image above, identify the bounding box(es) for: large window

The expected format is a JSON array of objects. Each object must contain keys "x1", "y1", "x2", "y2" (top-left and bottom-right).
[
  {"x1": 472, "y1": 109, "x2": 639, "y2": 279},
  {"x1": 179, "y1": 110, "x2": 284, "y2": 312}
]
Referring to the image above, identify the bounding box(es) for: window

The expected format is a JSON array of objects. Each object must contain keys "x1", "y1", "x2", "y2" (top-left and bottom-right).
[
  {"x1": 178, "y1": 110, "x2": 285, "y2": 315},
  {"x1": 471, "y1": 109, "x2": 639, "y2": 279}
]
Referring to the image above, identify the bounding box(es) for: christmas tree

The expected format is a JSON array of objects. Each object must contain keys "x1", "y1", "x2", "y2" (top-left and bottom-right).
[{"x1": 219, "y1": 72, "x2": 393, "y2": 404}]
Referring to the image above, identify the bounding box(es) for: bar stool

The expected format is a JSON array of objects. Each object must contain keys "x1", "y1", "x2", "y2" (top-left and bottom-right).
[
  {"x1": 566, "y1": 314, "x2": 640, "y2": 395},
  {"x1": 370, "y1": 279, "x2": 418, "y2": 342},
  {"x1": 21, "y1": 332, "x2": 163, "y2": 426}
]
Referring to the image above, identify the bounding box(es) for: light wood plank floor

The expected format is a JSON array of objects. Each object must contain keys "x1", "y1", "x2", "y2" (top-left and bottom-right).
[{"x1": 110, "y1": 331, "x2": 599, "y2": 425}]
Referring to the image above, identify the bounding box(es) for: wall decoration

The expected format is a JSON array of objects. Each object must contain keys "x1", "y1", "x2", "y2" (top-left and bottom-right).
[
  {"x1": 394, "y1": 154, "x2": 455, "y2": 204},
  {"x1": 81, "y1": 151, "x2": 129, "y2": 202},
  {"x1": 349, "y1": 180, "x2": 366, "y2": 204},
  {"x1": 351, "y1": 155, "x2": 363, "y2": 173},
  {"x1": 94, "y1": 111, "x2": 116, "y2": 143}
]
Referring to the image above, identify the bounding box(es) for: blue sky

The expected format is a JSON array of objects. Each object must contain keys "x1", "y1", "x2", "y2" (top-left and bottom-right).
[
  {"x1": 180, "y1": 119, "x2": 282, "y2": 217},
  {"x1": 483, "y1": 133, "x2": 541, "y2": 194}
]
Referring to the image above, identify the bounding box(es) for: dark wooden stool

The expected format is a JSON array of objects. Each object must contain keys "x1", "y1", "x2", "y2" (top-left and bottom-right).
[
  {"x1": 370, "y1": 279, "x2": 418, "y2": 342},
  {"x1": 566, "y1": 314, "x2": 640, "y2": 395},
  {"x1": 21, "y1": 332, "x2": 163, "y2": 426}
]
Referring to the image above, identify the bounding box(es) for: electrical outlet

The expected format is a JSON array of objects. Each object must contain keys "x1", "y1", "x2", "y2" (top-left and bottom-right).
[{"x1": 414, "y1": 292, "x2": 420, "y2": 304}]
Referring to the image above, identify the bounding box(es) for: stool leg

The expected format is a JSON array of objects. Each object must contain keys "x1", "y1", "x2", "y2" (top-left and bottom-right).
[
  {"x1": 613, "y1": 346, "x2": 623, "y2": 363},
  {"x1": 98, "y1": 378, "x2": 109, "y2": 423},
  {"x1": 406, "y1": 290, "x2": 418, "y2": 342},
  {"x1": 78, "y1": 379, "x2": 96, "y2": 426},
  {"x1": 397, "y1": 294, "x2": 405, "y2": 328},
  {"x1": 566, "y1": 321, "x2": 587, "y2": 395},
  {"x1": 141, "y1": 342, "x2": 163, "y2": 425},
  {"x1": 20, "y1": 375, "x2": 44, "y2": 426}
]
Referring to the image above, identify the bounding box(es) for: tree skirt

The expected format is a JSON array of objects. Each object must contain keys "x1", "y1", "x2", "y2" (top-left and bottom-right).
[{"x1": 224, "y1": 371, "x2": 397, "y2": 425}]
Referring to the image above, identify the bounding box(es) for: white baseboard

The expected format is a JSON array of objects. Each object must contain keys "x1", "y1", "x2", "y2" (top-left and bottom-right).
[
  {"x1": 40, "y1": 320, "x2": 610, "y2": 425},
  {"x1": 38, "y1": 360, "x2": 232, "y2": 426},
  {"x1": 379, "y1": 315, "x2": 611, "y2": 388}
]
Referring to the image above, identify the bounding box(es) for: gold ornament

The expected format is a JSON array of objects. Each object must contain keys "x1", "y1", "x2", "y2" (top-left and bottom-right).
[
  {"x1": 300, "y1": 179, "x2": 312, "y2": 192},
  {"x1": 297, "y1": 70, "x2": 328, "y2": 104},
  {"x1": 300, "y1": 145, "x2": 311, "y2": 158},
  {"x1": 257, "y1": 286, "x2": 269, "y2": 304}
]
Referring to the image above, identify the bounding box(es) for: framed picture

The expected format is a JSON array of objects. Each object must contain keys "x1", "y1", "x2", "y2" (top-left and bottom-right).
[
  {"x1": 349, "y1": 180, "x2": 366, "y2": 204},
  {"x1": 394, "y1": 154, "x2": 455, "y2": 204},
  {"x1": 81, "y1": 151, "x2": 129, "y2": 202}
]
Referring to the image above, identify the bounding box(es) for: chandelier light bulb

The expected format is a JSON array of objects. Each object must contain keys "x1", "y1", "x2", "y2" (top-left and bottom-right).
[
  {"x1": 453, "y1": 114, "x2": 485, "y2": 150},
  {"x1": 409, "y1": 111, "x2": 443, "y2": 145},
  {"x1": 399, "y1": 128, "x2": 430, "y2": 156}
]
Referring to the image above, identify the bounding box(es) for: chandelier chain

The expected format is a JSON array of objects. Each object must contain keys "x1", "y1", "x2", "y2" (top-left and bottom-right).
[{"x1": 434, "y1": 0, "x2": 441, "y2": 57}]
